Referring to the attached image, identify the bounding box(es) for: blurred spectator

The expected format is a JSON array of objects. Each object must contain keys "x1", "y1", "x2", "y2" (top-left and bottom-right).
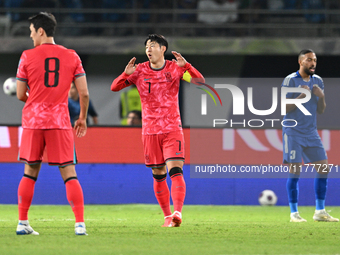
[
  {"x1": 302, "y1": 0, "x2": 325, "y2": 23},
  {"x1": 20, "y1": 0, "x2": 58, "y2": 21},
  {"x1": 198, "y1": 0, "x2": 238, "y2": 24},
  {"x1": 177, "y1": 0, "x2": 197, "y2": 36},
  {"x1": 82, "y1": 0, "x2": 103, "y2": 35},
  {"x1": 197, "y1": 0, "x2": 239, "y2": 36},
  {"x1": 238, "y1": 0, "x2": 267, "y2": 23},
  {"x1": 267, "y1": 0, "x2": 284, "y2": 21},
  {"x1": 136, "y1": 0, "x2": 151, "y2": 23},
  {"x1": 102, "y1": 0, "x2": 130, "y2": 22},
  {"x1": 120, "y1": 85, "x2": 142, "y2": 125},
  {"x1": 156, "y1": 0, "x2": 173, "y2": 23},
  {"x1": 132, "y1": 0, "x2": 158, "y2": 35},
  {"x1": 59, "y1": 0, "x2": 85, "y2": 36},
  {"x1": 284, "y1": 0, "x2": 298, "y2": 9},
  {"x1": 237, "y1": 0, "x2": 267, "y2": 36},
  {"x1": 68, "y1": 82, "x2": 98, "y2": 126},
  {"x1": 127, "y1": 110, "x2": 142, "y2": 126},
  {"x1": 178, "y1": 0, "x2": 197, "y2": 23},
  {"x1": 329, "y1": 0, "x2": 340, "y2": 23},
  {"x1": 329, "y1": 0, "x2": 340, "y2": 9},
  {"x1": 61, "y1": 0, "x2": 85, "y2": 22},
  {"x1": 267, "y1": 0, "x2": 284, "y2": 10},
  {"x1": 283, "y1": 0, "x2": 300, "y2": 19},
  {"x1": 102, "y1": 0, "x2": 132, "y2": 35},
  {"x1": 4, "y1": 0, "x2": 24, "y2": 21}
]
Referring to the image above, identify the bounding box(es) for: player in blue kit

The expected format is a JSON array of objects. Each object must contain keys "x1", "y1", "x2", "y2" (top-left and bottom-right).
[{"x1": 282, "y1": 49, "x2": 338, "y2": 222}]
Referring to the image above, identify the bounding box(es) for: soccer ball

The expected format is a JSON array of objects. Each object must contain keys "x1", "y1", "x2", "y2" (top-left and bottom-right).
[
  {"x1": 258, "y1": 190, "x2": 277, "y2": 206},
  {"x1": 3, "y1": 77, "x2": 17, "y2": 96}
]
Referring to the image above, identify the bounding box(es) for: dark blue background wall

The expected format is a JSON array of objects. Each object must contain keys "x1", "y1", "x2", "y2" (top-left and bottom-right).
[{"x1": 2, "y1": 163, "x2": 340, "y2": 206}]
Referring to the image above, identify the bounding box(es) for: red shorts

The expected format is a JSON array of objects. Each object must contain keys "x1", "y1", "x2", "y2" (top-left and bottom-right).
[
  {"x1": 142, "y1": 130, "x2": 185, "y2": 168},
  {"x1": 19, "y1": 129, "x2": 77, "y2": 167}
]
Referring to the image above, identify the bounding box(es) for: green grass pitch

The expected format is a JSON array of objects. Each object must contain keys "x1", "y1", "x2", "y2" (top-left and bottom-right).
[{"x1": 1, "y1": 204, "x2": 340, "y2": 255}]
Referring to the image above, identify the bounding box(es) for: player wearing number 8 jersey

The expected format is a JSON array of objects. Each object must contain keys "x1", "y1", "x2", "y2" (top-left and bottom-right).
[
  {"x1": 111, "y1": 34, "x2": 205, "y2": 227},
  {"x1": 18, "y1": 39, "x2": 85, "y2": 130},
  {"x1": 15, "y1": 12, "x2": 89, "y2": 235},
  {"x1": 282, "y1": 49, "x2": 338, "y2": 223}
]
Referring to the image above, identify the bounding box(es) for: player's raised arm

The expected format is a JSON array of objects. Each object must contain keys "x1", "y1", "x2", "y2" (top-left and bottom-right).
[
  {"x1": 74, "y1": 75, "x2": 89, "y2": 137},
  {"x1": 16, "y1": 80, "x2": 28, "y2": 102},
  {"x1": 125, "y1": 57, "x2": 138, "y2": 75},
  {"x1": 172, "y1": 51, "x2": 205, "y2": 85},
  {"x1": 172, "y1": 51, "x2": 187, "y2": 67},
  {"x1": 111, "y1": 57, "x2": 138, "y2": 92}
]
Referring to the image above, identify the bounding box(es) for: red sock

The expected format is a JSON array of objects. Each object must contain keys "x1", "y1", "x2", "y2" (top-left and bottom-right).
[
  {"x1": 65, "y1": 178, "x2": 84, "y2": 222},
  {"x1": 153, "y1": 175, "x2": 171, "y2": 217},
  {"x1": 18, "y1": 176, "x2": 36, "y2": 221},
  {"x1": 170, "y1": 174, "x2": 186, "y2": 213}
]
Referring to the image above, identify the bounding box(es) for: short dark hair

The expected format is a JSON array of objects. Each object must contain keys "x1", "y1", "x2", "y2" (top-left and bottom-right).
[
  {"x1": 298, "y1": 49, "x2": 315, "y2": 60},
  {"x1": 28, "y1": 12, "x2": 57, "y2": 37},
  {"x1": 128, "y1": 110, "x2": 142, "y2": 120},
  {"x1": 144, "y1": 34, "x2": 168, "y2": 54}
]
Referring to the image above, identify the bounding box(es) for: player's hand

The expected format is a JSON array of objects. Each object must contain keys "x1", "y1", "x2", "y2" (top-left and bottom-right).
[
  {"x1": 125, "y1": 57, "x2": 138, "y2": 75},
  {"x1": 312, "y1": 84, "x2": 325, "y2": 98},
  {"x1": 172, "y1": 51, "x2": 187, "y2": 67},
  {"x1": 74, "y1": 118, "x2": 87, "y2": 138},
  {"x1": 298, "y1": 85, "x2": 311, "y2": 98}
]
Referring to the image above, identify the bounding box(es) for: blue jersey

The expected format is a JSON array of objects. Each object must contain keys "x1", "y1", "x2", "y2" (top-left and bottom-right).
[
  {"x1": 281, "y1": 71, "x2": 324, "y2": 137},
  {"x1": 68, "y1": 98, "x2": 98, "y2": 125}
]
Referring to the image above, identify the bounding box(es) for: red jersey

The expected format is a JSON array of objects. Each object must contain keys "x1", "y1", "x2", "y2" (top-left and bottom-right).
[
  {"x1": 111, "y1": 60, "x2": 204, "y2": 135},
  {"x1": 17, "y1": 44, "x2": 85, "y2": 129}
]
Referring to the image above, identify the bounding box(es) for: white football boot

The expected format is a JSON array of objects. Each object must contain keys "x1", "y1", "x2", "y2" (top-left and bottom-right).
[
  {"x1": 16, "y1": 221, "x2": 39, "y2": 235},
  {"x1": 75, "y1": 222, "x2": 88, "y2": 235},
  {"x1": 313, "y1": 209, "x2": 339, "y2": 222},
  {"x1": 290, "y1": 212, "x2": 307, "y2": 222}
]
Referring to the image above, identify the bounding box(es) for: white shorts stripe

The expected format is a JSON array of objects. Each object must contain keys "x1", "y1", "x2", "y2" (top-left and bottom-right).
[{"x1": 284, "y1": 133, "x2": 288, "y2": 154}]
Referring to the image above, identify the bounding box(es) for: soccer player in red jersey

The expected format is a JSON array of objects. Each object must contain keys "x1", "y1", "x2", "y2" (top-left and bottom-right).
[
  {"x1": 15, "y1": 12, "x2": 89, "y2": 235},
  {"x1": 111, "y1": 34, "x2": 205, "y2": 227}
]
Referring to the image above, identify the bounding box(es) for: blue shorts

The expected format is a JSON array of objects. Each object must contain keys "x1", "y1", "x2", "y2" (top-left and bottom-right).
[{"x1": 282, "y1": 132, "x2": 327, "y2": 164}]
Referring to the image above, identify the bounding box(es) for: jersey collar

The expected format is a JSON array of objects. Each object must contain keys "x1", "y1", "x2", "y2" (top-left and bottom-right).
[
  {"x1": 296, "y1": 70, "x2": 313, "y2": 79},
  {"x1": 149, "y1": 60, "x2": 166, "y2": 71}
]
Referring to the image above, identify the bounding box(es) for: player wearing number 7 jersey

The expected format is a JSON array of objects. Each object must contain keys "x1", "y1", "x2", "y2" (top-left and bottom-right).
[
  {"x1": 111, "y1": 34, "x2": 205, "y2": 227},
  {"x1": 16, "y1": 12, "x2": 89, "y2": 235}
]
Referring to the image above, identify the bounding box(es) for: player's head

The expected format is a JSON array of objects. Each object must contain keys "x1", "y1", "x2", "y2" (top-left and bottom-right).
[
  {"x1": 28, "y1": 12, "x2": 56, "y2": 46},
  {"x1": 144, "y1": 34, "x2": 168, "y2": 63},
  {"x1": 298, "y1": 49, "x2": 317, "y2": 76},
  {"x1": 127, "y1": 110, "x2": 142, "y2": 126},
  {"x1": 144, "y1": 34, "x2": 168, "y2": 53}
]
